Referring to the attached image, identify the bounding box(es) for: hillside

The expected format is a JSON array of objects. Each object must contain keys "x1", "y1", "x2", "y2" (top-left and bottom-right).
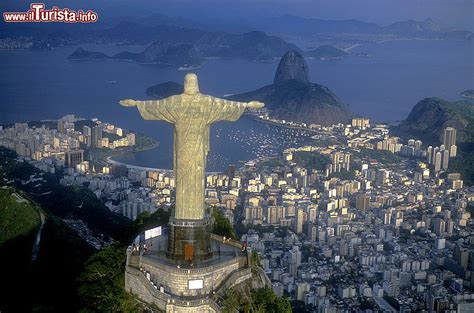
[
  {"x1": 0, "y1": 185, "x2": 97, "y2": 312},
  {"x1": 0, "y1": 147, "x2": 134, "y2": 311},
  {"x1": 69, "y1": 43, "x2": 204, "y2": 67},
  {"x1": 392, "y1": 97, "x2": 474, "y2": 185},
  {"x1": 67, "y1": 28, "x2": 299, "y2": 66},
  {"x1": 146, "y1": 81, "x2": 184, "y2": 98},
  {"x1": 254, "y1": 15, "x2": 473, "y2": 40},
  {"x1": 384, "y1": 18, "x2": 440, "y2": 36},
  {"x1": 0, "y1": 187, "x2": 40, "y2": 246},
  {"x1": 392, "y1": 97, "x2": 474, "y2": 145}
]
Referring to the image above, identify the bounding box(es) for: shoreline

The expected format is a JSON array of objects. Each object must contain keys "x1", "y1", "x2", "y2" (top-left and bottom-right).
[
  {"x1": 107, "y1": 156, "x2": 222, "y2": 175},
  {"x1": 251, "y1": 115, "x2": 319, "y2": 132},
  {"x1": 108, "y1": 116, "x2": 320, "y2": 173},
  {"x1": 343, "y1": 37, "x2": 444, "y2": 53},
  {"x1": 106, "y1": 156, "x2": 173, "y2": 173}
]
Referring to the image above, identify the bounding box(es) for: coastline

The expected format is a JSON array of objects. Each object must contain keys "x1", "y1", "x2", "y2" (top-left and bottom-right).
[
  {"x1": 91, "y1": 133, "x2": 159, "y2": 168},
  {"x1": 106, "y1": 141, "x2": 222, "y2": 174},
  {"x1": 344, "y1": 37, "x2": 443, "y2": 53},
  {"x1": 106, "y1": 155, "x2": 173, "y2": 173},
  {"x1": 251, "y1": 115, "x2": 319, "y2": 132},
  {"x1": 108, "y1": 115, "x2": 318, "y2": 173},
  {"x1": 107, "y1": 155, "x2": 222, "y2": 175}
]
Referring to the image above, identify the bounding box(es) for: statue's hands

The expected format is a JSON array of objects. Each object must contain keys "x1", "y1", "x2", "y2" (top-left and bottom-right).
[
  {"x1": 246, "y1": 101, "x2": 265, "y2": 109},
  {"x1": 119, "y1": 99, "x2": 138, "y2": 107}
]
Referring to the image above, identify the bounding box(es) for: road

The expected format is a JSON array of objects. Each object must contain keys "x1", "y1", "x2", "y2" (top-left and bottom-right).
[{"x1": 32, "y1": 210, "x2": 45, "y2": 262}]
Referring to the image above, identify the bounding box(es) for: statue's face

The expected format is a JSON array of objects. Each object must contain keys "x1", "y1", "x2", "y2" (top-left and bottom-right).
[{"x1": 184, "y1": 73, "x2": 200, "y2": 95}]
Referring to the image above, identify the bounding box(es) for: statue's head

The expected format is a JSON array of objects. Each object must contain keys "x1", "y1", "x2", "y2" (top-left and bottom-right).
[{"x1": 184, "y1": 73, "x2": 200, "y2": 95}]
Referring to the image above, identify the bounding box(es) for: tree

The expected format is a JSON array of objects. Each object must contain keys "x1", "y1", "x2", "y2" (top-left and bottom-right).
[
  {"x1": 77, "y1": 243, "x2": 141, "y2": 312},
  {"x1": 252, "y1": 288, "x2": 292, "y2": 313},
  {"x1": 222, "y1": 289, "x2": 240, "y2": 313},
  {"x1": 212, "y1": 207, "x2": 236, "y2": 239},
  {"x1": 250, "y1": 250, "x2": 261, "y2": 267},
  {"x1": 223, "y1": 287, "x2": 292, "y2": 313}
]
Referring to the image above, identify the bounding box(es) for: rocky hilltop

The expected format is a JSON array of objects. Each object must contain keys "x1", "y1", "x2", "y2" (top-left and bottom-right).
[
  {"x1": 392, "y1": 97, "x2": 474, "y2": 145},
  {"x1": 229, "y1": 50, "x2": 352, "y2": 126},
  {"x1": 274, "y1": 50, "x2": 310, "y2": 84}
]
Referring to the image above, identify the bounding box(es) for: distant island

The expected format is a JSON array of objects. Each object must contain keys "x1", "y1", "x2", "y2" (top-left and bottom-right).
[
  {"x1": 460, "y1": 89, "x2": 474, "y2": 99},
  {"x1": 68, "y1": 43, "x2": 204, "y2": 68},
  {"x1": 68, "y1": 47, "x2": 111, "y2": 61},
  {"x1": 67, "y1": 30, "x2": 299, "y2": 67},
  {"x1": 305, "y1": 45, "x2": 348, "y2": 60}
]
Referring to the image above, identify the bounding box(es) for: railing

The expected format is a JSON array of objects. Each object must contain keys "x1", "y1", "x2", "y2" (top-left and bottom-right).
[
  {"x1": 215, "y1": 267, "x2": 252, "y2": 293},
  {"x1": 129, "y1": 266, "x2": 220, "y2": 310},
  {"x1": 139, "y1": 254, "x2": 240, "y2": 275},
  {"x1": 210, "y1": 233, "x2": 244, "y2": 250},
  {"x1": 127, "y1": 266, "x2": 170, "y2": 303}
]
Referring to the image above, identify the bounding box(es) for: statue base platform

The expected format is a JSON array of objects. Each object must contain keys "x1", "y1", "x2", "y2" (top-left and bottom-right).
[
  {"x1": 125, "y1": 234, "x2": 264, "y2": 312},
  {"x1": 166, "y1": 218, "x2": 212, "y2": 261}
]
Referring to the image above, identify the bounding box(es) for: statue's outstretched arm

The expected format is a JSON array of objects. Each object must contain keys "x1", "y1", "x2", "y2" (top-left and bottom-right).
[
  {"x1": 119, "y1": 98, "x2": 176, "y2": 123},
  {"x1": 219, "y1": 99, "x2": 265, "y2": 109},
  {"x1": 209, "y1": 97, "x2": 264, "y2": 123}
]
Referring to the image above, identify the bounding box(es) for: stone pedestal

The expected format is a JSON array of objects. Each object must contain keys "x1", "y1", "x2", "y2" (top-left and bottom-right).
[
  {"x1": 167, "y1": 217, "x2": 212, "y2": 261},
  {"x1": 125, "y1": 235, "x2": 254, "y2": 312}
]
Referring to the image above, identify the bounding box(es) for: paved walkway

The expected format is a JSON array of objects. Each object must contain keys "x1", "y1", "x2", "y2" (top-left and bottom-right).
[{"x1": 32, "y1": 210, "x2": 45, "y2": 262}]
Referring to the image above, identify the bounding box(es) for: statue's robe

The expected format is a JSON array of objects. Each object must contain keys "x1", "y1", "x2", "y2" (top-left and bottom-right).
[{"x1": 136, "y1": 94, "x2": 246, "y2": 220}]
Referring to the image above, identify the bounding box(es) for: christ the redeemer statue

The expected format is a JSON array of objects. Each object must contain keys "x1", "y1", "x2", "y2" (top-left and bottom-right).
[{"x1": 120, "y1": 73, "x2": 264, "y2": 221}]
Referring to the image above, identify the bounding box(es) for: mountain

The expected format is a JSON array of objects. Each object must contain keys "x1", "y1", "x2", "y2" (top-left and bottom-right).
[
  {"x1": 68, "y1": 47, "x2": 111, "y2": 60},
  {"x1": 255, "y1": 15, "x2": 382, "y2": 35},
  {"x1": 305, "y1": 45, "x2": 348, "y2": 60},
  {"x1": 68, "y1": 43, "x2": 204, "y2": 67},
  {"x1": 274, "y1": 50, "x2": 310, "y2": 84},
  {"x1": 0, "y1": 147, "x2": 134, "y2": 311},
  {"x1": 384, "y1": 18, "x2": 440, "y2": 36},
  {"x1": 0, "y1": 187, "x2": 41, "y2": 247},
  {"x1": 253, "y1": 15, "x2": 472, "y2": 41},
  {"x1": 67, "y1": 27, "x2": 298, "y2": 66},
  {"x1": 392, "y1": 97, "x2": 474, "y2": 145},
  {"x1": 198, "y1": 30, "x2": 301, "y2": 61},
  {"x1": 133, "y1": 42, "x2": 203, "y2": 66},
  {"x1": 142, "y1": 51, "x2": 351, "y2": 125},
  {"x1": 146, "y1": 81, "x2": 184, "y2": 98},
  {"x1": 100, "y1": 19, "x2": 300, "y2": 60},
  {"x1": 229, "y1": 50, "x2": 352, "y2": 126},
  {"x1": 391, "y1": 97, "x2": 474, "y2": 186},
  {"x1": 0, "y1": 185, "x2": 95, "y2": 312}
]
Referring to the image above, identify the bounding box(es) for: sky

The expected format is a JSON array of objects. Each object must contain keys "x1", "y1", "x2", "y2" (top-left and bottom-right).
[{"x1": 1, "y1": 0, "x2": 473, "y2": 30}]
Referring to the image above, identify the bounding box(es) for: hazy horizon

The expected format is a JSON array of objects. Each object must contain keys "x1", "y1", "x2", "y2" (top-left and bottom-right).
[{"x1": 1, "y1": 0, "x2": 473, "y2": 31}]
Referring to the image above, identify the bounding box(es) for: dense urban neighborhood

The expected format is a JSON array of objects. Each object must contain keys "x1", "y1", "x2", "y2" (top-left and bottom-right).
[{"x1": 1, "y1": 113, "x2": 473, "y2": 312}]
